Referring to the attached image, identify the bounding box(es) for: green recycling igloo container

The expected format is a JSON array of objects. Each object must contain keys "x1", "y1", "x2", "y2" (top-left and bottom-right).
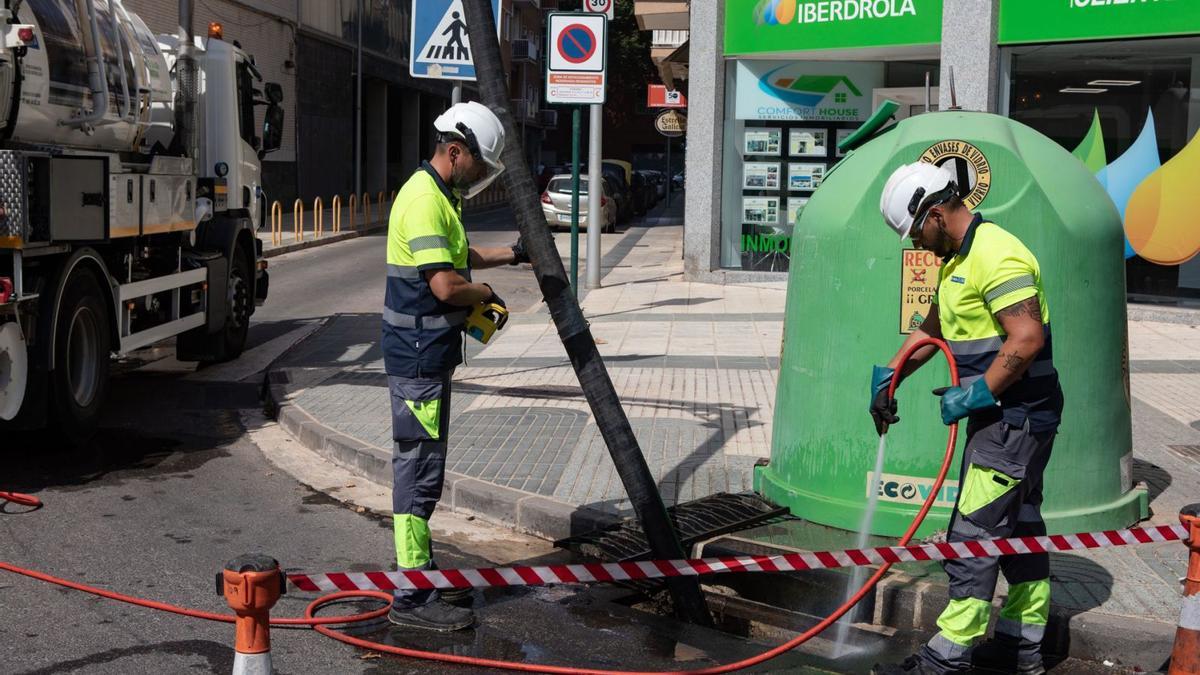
[{"x1": 753, "y1": 111, "x2": 1149, "y2": 537}]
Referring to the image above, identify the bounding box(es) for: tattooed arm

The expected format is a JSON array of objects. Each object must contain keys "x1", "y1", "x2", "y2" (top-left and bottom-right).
[{"x1": 983, "y1": 296, "x2": 1047, "y2": 396}]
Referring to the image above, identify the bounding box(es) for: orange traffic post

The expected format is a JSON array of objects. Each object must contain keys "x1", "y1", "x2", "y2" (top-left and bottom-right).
[
  {"x1": 332, "y1": 195, "x2": 342, "y2": 234},
  {"x1": 1170, "y1": 503, "x2": 1200, "y2": 675},
  {"x1": 313, "y1": 196, "x2": 324, "y2": 239},
  {"x1": 348, "y1": 194, "x2": 357, "y2": 231},
  {"x1": 218, "y1": 554, "x2": 284, "y2": 675},
  {"x1": 293, "y1": 199, "x2": 304, "y2": 243},
  {"x1": 362, "y1": 193, "x2": 372, "y2": 230}
]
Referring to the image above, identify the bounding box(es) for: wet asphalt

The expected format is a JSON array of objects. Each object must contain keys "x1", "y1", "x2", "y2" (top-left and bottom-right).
[
  {"x1": 0, "y1": 214, "x2": 1135, "y2": 674},
  {"x1": 0, "y1": 216, "x2": 824, "y2": 674}
]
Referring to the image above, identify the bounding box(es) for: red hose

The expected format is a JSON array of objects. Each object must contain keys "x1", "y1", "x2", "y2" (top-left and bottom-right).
[
  {"x1": 0, "y1": 492, "x2": 42, "y2": 508},
  {"x1": 0, "y1": 338, "x2": 959, "y2": 674}
]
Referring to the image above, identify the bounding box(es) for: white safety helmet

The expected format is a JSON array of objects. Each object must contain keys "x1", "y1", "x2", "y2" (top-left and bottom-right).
[
  {"x1": 433, "y1": 101, "x2": 507, "y2": 199},
  {"x1": 879, "y1": 162, "x2": 959, "y2": 239}
]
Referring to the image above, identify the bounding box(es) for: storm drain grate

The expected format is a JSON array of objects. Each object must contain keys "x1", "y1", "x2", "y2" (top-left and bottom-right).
[{"x1": 556, "y1": 492, "x2": 789, "y2": 563}]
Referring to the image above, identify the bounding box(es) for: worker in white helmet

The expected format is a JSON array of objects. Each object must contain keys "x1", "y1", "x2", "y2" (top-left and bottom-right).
[
  {"x1": 381, "y1": 101, "x2": 530, "y2": 631},
  {"x1": 870, "y1": 162, "x2": 1062, "y2": 675}
]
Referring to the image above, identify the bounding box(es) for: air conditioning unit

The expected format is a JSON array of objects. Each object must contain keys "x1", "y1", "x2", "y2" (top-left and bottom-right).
[
  {"x1": 511, "y1": 39, "x2": 536, "y2": 61},
  {"x1": 539, "y1": 109, "x2": 558, "y2": 128}
]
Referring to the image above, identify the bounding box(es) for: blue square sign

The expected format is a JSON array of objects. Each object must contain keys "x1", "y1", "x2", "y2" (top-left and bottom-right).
[{"x1": 410, "y1": 0, "x2": 501, "y2": 81}]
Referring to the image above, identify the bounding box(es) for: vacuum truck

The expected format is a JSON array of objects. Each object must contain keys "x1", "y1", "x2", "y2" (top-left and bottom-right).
[{"x1": 0, "y1": 0, "x2": 283, "y2": 438}]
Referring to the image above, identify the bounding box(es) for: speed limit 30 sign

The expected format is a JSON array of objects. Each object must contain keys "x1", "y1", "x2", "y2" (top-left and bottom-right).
[{"x1": 584, "y1": 0, "x2": 614, "y2": 20}]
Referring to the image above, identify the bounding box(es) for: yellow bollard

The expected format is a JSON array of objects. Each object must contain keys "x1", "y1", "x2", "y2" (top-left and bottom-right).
[
  {"x1": 313, "y1": 196, "x2": 324, "y2": 239},
  {"x1": 293, "y1": 198, "x2": 304, "y2": 243},
  {"x1": 363, "y1": 193, "x2": 372, "y2": 230},
  {"x1": 348, "y1": 194, "x2": 358, "y2": 231},
  {"x1": 271, "y1": 201, "x2": 283, "y2": 247},
  {"x1": 332, "y1": 195, "x2": 342, "y2": 234}
]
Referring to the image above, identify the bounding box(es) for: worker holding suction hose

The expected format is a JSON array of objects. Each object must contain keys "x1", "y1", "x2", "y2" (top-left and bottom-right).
[
  {"x1": 870, "y1": 162, "x2": 1063, "y2": 675},
  {"x1": 382, "y1": 101, "x2": 529, "y2": 632}
]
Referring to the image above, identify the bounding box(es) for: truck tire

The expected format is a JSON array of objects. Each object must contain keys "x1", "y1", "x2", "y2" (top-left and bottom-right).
[
  {"x1": 213, "y1": 242, "x2": 252, "y2": 361},
  {"x1": 52, "y1": 267, "x2": 110, "y2": 442}
]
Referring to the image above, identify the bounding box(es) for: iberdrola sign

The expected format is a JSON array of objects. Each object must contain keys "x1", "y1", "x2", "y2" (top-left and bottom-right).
[{"x1": 725, "y1": 0, "x2": 943, "y2": 56}]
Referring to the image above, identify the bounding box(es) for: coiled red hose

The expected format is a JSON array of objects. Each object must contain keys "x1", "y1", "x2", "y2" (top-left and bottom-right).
[{"x1": 0, "y1": 338, "x2": 959, "y2": 674}]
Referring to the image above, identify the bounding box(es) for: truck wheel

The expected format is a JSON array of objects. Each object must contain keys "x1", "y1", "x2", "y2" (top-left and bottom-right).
[
  {"x1": 52, "y1": 267, "x2": 110, "y2": 442},
  {"x1": 215, "y1": 243, "x2": 252, "y2": 361}
]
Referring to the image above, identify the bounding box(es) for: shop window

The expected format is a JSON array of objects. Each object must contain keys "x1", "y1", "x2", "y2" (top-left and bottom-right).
[
  {"x1": 1005, "y1": 37, "x2": 1200, "y2": 301},
  {"x1": 720, "y1": 59, "x2": 938, "y2": 272}
]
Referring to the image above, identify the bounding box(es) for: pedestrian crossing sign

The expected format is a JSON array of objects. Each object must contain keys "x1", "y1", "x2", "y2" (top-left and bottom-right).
[{"x1": 410, "y1": 0, "x2": 501, "y2": 81}]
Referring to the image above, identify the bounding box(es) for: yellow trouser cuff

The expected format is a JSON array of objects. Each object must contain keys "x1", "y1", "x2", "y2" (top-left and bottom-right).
[
  {"x1": 393, "y1": 513, "x2": 432, "y2": 569},
  {"x1": 1000, "y1": 579, "x2": 1051, "y2": 626},
  {"x1": 936, "y1": 597, "x2": 993, "y2": 646}
]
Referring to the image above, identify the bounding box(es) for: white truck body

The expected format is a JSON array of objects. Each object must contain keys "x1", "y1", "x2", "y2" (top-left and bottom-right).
[{"x1": 0, "y1": 0, "x2": 282, "y2": 435}]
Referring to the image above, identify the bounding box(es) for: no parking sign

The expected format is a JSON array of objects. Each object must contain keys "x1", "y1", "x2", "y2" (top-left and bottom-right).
[{"x1": 546, "y1": 13, "x2": 607, "y2": 105}]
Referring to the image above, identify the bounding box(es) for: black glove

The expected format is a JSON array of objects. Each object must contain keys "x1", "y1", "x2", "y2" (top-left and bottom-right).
[
  {"x1": 870, "y1": 389, "x2": 899, "y2": 436},
  {"x1": 482, "y1": 283, "x2": 506, "y2": 309},
  {"x1": 510, "y1": 238, "x2": 530, "y2": 265},
  {"x1": 869, "y1": 366, "x2": 899, "y2": 436}
]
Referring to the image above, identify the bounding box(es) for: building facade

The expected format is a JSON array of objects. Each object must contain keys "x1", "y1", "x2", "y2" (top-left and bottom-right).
[
  {"x1": 123, "y1": 0, "x2": 299, "y2": 205},
  {"x1": 126, "y1": 0, "x2": 552, "y2": 211},
  {"x1": 684, "y1": 0, "x2": 1200, "y2": 302}
]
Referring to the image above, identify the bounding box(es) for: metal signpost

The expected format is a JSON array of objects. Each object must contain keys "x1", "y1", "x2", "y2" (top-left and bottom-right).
[
  {"x1": 546, "y1": 13, "x2": 608, "y2": 297},
  {"x1": 582, "y1": 1, "x2": 610, "y2": 291},
  {"x1": 655, "y1": 110, "x2": 686, "y2": 207},
  {"x1": 409, "y1": 1, "x2": 501, "y2": 104}
]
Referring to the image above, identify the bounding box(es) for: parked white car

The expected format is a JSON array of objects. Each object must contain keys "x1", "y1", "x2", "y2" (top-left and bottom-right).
[{"x1": 541, "y1": 175, "x2": 617, "y2": 232}]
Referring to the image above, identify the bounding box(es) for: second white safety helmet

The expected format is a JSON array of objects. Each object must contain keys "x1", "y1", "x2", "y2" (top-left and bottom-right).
[
  {"x1": 433, "y1": 101, "x2": 507, "y2": 199},
  {"x1": 879, "y1": 162, "x2": 959, "y2": 239}
]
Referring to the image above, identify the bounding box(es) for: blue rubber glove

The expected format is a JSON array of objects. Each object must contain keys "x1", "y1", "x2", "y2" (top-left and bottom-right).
[
  {"x1": 932, "y1": 378, "x2": 998, "y2": 426},
  {"x1": 869, "y1": 366, "x2": 898, "y2": 435}
]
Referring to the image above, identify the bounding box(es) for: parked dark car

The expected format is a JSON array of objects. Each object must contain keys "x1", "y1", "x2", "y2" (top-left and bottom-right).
[
  {"x1": 630, "y1": 171, "x2": 656, "y2": 216},
  {"x1": 600, "y1": 163, "x2": 635, "y2": 223}
]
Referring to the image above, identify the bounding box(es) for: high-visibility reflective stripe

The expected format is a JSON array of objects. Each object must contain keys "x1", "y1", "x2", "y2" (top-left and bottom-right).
[
  {"x1": 985, "y1": 274, "x2": 1036, "y2": 304},
  {"x1": 383, "y1": 308, "x2": 468, "y2": 329},
  {"x1": 1180, "y1": 593, "x2": 1200, "y2": 631},
  {"x1": 995, "y1": 616, "x2": 1046, "y2": 644},
  {"x1": 383, "y1": 308, "x2": 417, "y2": 328},
  {"x1": 409, "y1": 235, "x2": 450, "y2": 252},
  {"x1": 387, "y1": 264, "x2": 421, "y2": 279},
  {"x1": 949, "y1": 336, "x2": 1004, "y2": 355}
]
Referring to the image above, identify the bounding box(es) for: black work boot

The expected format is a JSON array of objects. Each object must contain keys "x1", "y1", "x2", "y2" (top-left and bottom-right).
[
  {"x1": 388, "y1": 598, "x2": 475, "y2": 632},
  {"x1": 971, "y1": 638, "x2": 1046, "y2": 674},
  {"x1": 871, "y1": 655, "x2": 944, "y2": 675},
  {"x1": 439, "y1": 585, "x2": 475, "y2": 606}
]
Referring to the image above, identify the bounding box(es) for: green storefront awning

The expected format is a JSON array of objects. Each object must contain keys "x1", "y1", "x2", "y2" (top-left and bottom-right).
[{"x1": 999, "y1": 0, "x2": 1200, "y2": 45}]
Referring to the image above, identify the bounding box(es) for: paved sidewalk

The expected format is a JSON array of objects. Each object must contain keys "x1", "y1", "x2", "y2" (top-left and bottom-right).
[{"x1": 264, "y1": 197, "x2": 1198, "y2": 669}]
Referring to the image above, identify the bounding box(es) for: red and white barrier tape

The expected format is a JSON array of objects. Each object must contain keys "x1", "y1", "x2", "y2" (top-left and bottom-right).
[{"x1": 287, "y1": 523, "x2": 1189, "y2": 594}]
